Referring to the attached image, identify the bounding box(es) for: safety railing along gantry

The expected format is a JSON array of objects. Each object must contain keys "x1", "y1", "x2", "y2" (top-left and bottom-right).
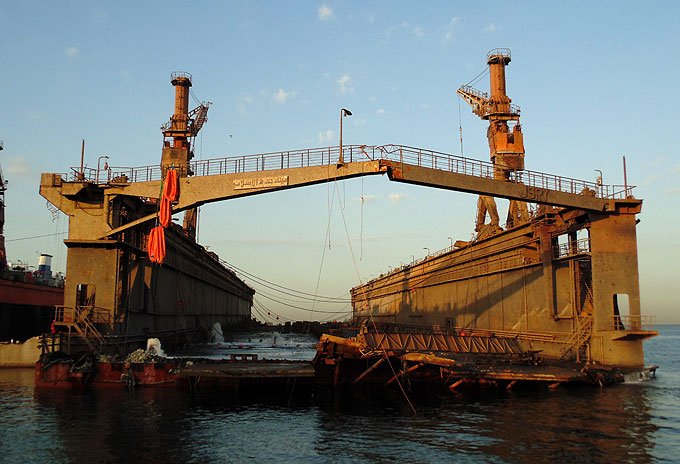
[{"x1": 64, "y1": 144, "x2": 634, "y2": 200}]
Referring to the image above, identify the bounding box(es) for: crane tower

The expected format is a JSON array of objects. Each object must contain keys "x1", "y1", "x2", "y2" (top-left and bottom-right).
[
  {"x1": 160, "y1": 72, "x2": 211, "y2": 240},
  {"x1": 457, "y1": 49, "x2": 529, "y2": 238}
]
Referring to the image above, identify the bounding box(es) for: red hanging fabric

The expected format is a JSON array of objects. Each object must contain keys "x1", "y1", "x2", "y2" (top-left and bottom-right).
[
  {"x1": 158, "y1": 197, "x2": 172, "y2": 228},
  {"x1": 150, "y1": 169, "x2": 177, "y2": 264},
  {"x1": 147, "y1": 226, "x2": 166, "y2": 264},
  {"x1": 163, "y1": 169, "x2": 179, "y2": 202}
]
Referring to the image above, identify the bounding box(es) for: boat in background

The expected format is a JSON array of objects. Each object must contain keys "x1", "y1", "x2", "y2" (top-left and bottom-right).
[{"x1": 0, "y1": 141, "x2": 65, "y2": 366}]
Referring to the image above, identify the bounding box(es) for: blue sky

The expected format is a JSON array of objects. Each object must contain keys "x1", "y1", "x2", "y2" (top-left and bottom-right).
[{"x1": 1, "y1": 1, "x2": 679, "y2": 323}]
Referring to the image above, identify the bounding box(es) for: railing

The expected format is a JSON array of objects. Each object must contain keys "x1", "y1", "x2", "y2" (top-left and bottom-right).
[
  {"x1": 54, "y1": 305, "x2": 74, "y2": 324},
  {"x1": 487, "y1": 48, "x2": 511, "y2": 61},
  {"x1": 560, "y1": 314, "x2": 593, "y2": 362},
  {"x1": 459, "y1": 84, "x2": 488, "y2": 100},
  {"x1": 61, "y1": 143, "x2": 633, "y2": 200},
  {"x1": 361, "y1": 322, "x2": 568, "y2": 344},
  {"x1": 53, "y1": 305, "x2": 108, "y2": 350},
  {"x1": 75, "y1": 306, "x2": 112, "y2": 325},
  {"x1": 54, "y1": 305, "x2": 111, "y2": 326},
  {"x1": 554, "y1": 237, "x2": 591, "y2": 258},
  {"x1": 610, "y1": 314, "x2": 655, "y2": 332}
]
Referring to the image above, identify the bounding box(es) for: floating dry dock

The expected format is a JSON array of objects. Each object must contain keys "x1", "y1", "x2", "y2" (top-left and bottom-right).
[{"x1": 35, "y1": 48, "x2": 658, "y2": 390}]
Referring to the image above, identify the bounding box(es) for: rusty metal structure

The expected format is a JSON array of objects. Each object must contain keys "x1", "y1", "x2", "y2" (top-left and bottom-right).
[
  {"x1": 39, "y1": 52, "x2": 656, "y2": 380},
  {"x1": 40, "y1": 74, "x2": 252, "y2": 352},
  {"x1": 457, "y1": 48, "x2": 529, "y2": 237},
  {"x1": 348, "y1": 49, "x2": 657, "y2": 378}
]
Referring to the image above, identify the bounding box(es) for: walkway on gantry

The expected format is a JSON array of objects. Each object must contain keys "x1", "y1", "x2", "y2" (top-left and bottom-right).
[{"x1": 60, "y1": 144, "x2": 634, "y2": 239}]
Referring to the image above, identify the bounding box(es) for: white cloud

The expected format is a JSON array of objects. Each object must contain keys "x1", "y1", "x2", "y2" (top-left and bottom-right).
[
  {"x1": 22, "y1": 108, "x2": 49, "y2": 121},
  {"x1": 382, "y1": 22, "x2": 425, "y2": 44},
  {"x1": 337, "y1": 74, "x2": 353, "y2": 94},
  {"x1": 318, "y1": 4, "x2": 333, "y2": 21},
  {"x1": 5, "y1": 156, "x2": 32, "y2": 177},
  {"x1": 237, "y1": 94, "x2": 253, "y2": 116},
  {"x1": 90, "y1": 9, "x2": 108, "y2": 26},
  {"x1": 388, "y1": 192, "x2": 410, "y2": 204},
  {"x1": 377, "y1": 108, "x2": 385, "y2": 115},
  {"x1": 318, "y1": 129, "x2": 335, "y2": 144},
  {"x1": 483, "y1": 23, "x2": 496, "y2": 33},
  {"x1": 358, "y1": 194, "x2": 377, "y2": 204},
  {"x1": 442, "y1": 17, "x2": 460, "y2": 45},
  {"x1": 65, "y1": 46, "x2": 80, "y2": 60},
  {"x1": 273, "y1": 88, "x2": 290, "y2": 103},
  {"x1": 119, "y1": 69, "x2": 131, "y2": 79}
]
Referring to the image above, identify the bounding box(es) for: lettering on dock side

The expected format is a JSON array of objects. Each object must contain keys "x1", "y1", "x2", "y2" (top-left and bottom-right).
[
  {"x1": 519, "y1": 185, "x2": 549, "y2": 202},
  {"x1": 234, "y1": 175, "x2": 289, "y2": 190}
]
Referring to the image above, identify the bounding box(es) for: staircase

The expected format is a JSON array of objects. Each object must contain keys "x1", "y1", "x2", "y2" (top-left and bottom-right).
[
  {"x1": 561, "y1": 313, "x2": 593, "y2": 362},
  {"x1": 53, "y1": 305, "x2": 107, "y2": 352}
]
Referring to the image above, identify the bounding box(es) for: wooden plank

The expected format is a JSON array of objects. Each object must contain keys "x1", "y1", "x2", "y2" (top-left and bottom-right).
[{"x1": 177, "y1": 361, "x2": 315, "y2": 379}]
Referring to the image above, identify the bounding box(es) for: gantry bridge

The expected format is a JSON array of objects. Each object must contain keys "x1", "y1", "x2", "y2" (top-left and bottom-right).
[
  {"x1": 36, "y1": 60, "x2": 656, "y2": 370},
  {"x1": 47, "y1": 144, "x2": 636, "y2": 240}
]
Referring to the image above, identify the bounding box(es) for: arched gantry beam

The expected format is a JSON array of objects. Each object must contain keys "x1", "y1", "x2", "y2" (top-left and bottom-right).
[{"x1": 39, "y1": 144, "x2": 637, "y2": 242}]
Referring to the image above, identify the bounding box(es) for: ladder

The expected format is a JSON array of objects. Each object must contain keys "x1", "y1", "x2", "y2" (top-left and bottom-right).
[
  {"x1": 561, "y1": 313, "x2": 593, "y2": 362},
  {"x1": 53, "y1": 306, "x2": 106, "y2": 352}
]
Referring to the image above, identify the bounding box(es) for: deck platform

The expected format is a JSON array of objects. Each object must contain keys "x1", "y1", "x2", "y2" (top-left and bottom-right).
[{"x1": 175, "y1": 360, "x2": 315, "y2": 381}]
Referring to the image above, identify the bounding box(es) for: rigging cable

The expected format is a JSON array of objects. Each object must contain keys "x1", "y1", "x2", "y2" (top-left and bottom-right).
[
  {"x1": 6, "y1": 231, "x2": 67, "y2": 242},
  {"x1": 360, "y1": 176, "x2": 365, "y2": 260},
  {"x1": 458, "y1": 95, "x2": 465, "y2": 157},
  {"x1": 334, "y1": 180, "x2": 363, "y2": 284},
  {"x1": 465, "y1": 67, "x2": 489, "y2": 88},
  {"x1": 254, "y1": 284, "x2": 352, "y2": 315},
  {"x1": 220, "y1": 258, "x2": 349, "y2": 301}
]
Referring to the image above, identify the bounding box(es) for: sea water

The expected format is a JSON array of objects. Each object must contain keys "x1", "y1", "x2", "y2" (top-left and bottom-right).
[{"x1": 0, "y1": 327, "x2": 678, "y2": 463}]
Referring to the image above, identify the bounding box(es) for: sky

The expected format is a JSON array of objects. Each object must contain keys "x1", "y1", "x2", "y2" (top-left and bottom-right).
[{"x1": 1, "y1": 1, "x2": 679, "y2": 323}]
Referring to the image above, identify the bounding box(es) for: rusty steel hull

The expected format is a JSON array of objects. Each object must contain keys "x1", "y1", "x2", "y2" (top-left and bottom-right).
[
  {"x1": 351, "y1": 205, "x2": 657, "y2": 370},
  {"x1": 57, "y1": 225, "x2": 253, "y2": 347}
]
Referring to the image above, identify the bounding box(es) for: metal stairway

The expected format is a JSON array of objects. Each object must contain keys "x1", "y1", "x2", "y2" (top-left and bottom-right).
[
  {"x1": 53, "y1": 306, "x2": 106, "y2": 351},
  {"x1": 561, "y1": 314, "x2": 593, "y2": 362}
]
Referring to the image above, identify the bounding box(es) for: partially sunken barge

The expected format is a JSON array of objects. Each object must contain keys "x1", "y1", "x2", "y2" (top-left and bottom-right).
[{"x1": 36, "y1": 49, "x2": 657, "y2": 390}]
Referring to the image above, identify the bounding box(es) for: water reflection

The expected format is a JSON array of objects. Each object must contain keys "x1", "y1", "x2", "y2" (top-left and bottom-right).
[
  {"x1": 1, "y1": 327, "x2": 677, "y2": 463},
  {"x1": 2, "y1": 371, "x2": 663, "y2": 463},
  {"x1": 312, "y1": 385, "x2": 658, "y2": 463}
]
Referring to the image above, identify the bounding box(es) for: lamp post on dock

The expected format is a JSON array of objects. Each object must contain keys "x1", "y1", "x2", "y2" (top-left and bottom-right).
[{"x1": 338, "y1": 108, "x2": 352, "y2": 166}]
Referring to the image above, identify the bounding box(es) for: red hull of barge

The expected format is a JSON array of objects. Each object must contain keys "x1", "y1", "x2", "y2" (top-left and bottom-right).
[{"x1": 35, "y1": 360, "x2": 178, "y2": 389}]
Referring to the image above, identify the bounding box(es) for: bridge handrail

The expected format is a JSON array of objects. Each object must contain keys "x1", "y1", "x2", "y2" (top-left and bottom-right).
[{"x1": 62, "y1": 143, "x2": 633, "y2": 200}]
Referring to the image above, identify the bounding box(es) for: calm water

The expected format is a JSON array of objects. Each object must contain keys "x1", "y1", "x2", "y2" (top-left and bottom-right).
[{"x1": 1, "y1": 327, "x2": 679, "y2": 463}]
